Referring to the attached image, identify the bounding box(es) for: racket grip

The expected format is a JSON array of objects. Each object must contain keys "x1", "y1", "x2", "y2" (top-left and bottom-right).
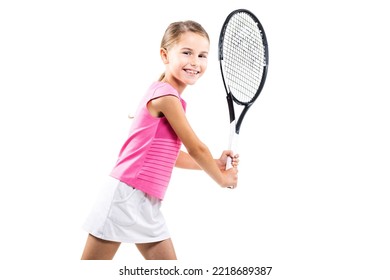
[
  {"x1": 226, "y1": 122, "x2": 239, "y2": 170},
  {"x1": 226, "y1": 157, "x2": 233, "y2": 169}
]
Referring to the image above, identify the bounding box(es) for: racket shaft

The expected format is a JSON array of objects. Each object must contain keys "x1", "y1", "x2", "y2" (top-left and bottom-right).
[{"x1": 226, "y1": 121, "x2": 239, "y2": 169}]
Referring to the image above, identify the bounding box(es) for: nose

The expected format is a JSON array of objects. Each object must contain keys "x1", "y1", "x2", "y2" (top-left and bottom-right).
[{"x1": 190, "y1": 56, "x2": 199, "y2": 66}]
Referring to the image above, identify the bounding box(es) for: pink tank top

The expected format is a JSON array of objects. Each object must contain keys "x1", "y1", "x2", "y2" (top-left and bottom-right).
[{"x1": 110, "y1": 82, "x2": 186, "y2": 200}]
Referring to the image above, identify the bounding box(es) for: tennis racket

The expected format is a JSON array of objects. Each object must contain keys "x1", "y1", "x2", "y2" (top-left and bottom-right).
[{"x1": 218, "y1": 9, "x2": 269, "y2": 169}]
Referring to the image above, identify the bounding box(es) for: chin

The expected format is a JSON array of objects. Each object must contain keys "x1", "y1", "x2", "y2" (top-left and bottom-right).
[
  {"x1": 185, "y1": 76, "x2": 202, "y2": 85},
  {"x1": 186, "y1": 80, "x2": 198, "y2": 85}
]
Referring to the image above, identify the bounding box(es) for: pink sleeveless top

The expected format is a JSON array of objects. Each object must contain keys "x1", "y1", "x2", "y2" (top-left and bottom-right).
[{"x1": 110, "y1": 82, "x2": 186, "y2": 200}]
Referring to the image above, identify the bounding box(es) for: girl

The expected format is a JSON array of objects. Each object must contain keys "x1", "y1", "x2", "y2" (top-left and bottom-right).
[{"x1": 81, "y1": 20, "x2": 239, "y2": 260}]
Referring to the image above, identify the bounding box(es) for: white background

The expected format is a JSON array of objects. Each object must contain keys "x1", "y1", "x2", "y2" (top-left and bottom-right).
[{"x1": 1, "y1": 0, "x2": 389, "y2": 279}]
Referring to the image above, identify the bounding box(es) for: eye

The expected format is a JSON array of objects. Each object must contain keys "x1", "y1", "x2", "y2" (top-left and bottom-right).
[
  {"x1": 199, "y1": 54, "x2": 208, "y2": 59},
  {"x1": 182, "y1": 51, "x2": 192, "y2": 56}
]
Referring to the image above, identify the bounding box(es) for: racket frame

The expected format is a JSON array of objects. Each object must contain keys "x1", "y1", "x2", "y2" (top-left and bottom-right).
[{"x1": 218, "y1": 9, "x2": 269, "y2": 168}]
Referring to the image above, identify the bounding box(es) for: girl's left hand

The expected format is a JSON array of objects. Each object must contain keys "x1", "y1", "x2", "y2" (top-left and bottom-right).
[{"x1": 216, "y1": 150, "x2": 239, "y2": 171}]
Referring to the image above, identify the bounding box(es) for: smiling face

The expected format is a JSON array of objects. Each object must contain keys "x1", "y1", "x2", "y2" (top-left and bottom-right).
[{"x1": 160, "y1": 31, "x2": 210, "y2": 93}]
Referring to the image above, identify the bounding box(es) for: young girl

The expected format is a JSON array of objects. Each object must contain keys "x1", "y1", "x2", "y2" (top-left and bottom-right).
[{"x1": 81, "y1": 20, "x2": 239, "y2": 260}]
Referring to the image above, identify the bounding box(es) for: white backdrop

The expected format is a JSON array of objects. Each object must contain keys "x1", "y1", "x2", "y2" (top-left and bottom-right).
[{"x1": 1, "y1": 0, "x2": 389, "y2": 279}]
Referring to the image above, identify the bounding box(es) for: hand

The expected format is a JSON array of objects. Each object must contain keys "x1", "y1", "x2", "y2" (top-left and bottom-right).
[
  {"x1": 222, "y1": 167, "x2": 238, "y2": 189},
  {"x1": 216, "y1": 150, "x2": 239, "y2": 189},
  {"x1": 216, "y1": 150, "x2": 240, "y2": 171}
]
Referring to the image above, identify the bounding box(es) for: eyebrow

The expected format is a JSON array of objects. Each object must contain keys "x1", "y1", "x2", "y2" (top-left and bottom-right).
[{"x1": 180, "y1": 47, "x2": 209, "y2": 54}]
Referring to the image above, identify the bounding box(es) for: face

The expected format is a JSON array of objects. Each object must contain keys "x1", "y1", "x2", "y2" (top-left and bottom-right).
[{"x1": 161, "y1": 32, "x2": 210, "y2": 92}]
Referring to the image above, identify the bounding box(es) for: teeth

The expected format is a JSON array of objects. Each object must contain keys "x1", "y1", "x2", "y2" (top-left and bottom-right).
[{"x1": 185, "y1": 69, "x2": 198, "y2": 75}]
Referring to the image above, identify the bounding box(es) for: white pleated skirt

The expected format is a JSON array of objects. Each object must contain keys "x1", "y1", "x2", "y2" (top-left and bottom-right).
[{"x1": 82, "y1": 177, "x2": 170, "y2": 243}]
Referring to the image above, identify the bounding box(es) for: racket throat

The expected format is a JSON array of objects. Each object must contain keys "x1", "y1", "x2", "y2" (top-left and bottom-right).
[
  {"x1": 226, "y1": 94, "x2": 235, "y2": 124},
  {"x1": 226, "y1": 92, "x2": 251, "y2": 134},
  {"x1": 236, "y1": 105, "x2": 251, "y2": 134}
]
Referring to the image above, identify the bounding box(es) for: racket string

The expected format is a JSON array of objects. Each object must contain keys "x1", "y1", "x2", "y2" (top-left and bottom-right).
[{"x1": 222, "y1": 12, "x2": 267, "y2": 103}]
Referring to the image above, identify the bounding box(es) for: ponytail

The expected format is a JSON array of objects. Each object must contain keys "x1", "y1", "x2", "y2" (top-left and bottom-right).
[{"x1": 159, "y1": 72, "x2": 165, "y2": 81}]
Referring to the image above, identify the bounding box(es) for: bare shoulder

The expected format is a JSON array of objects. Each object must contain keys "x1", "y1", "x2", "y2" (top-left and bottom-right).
[{"x1": 148, "y1": 94, "x2": 183, "y2": 118}]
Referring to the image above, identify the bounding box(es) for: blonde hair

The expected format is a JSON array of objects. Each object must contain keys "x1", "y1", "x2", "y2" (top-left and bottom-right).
[{"x1": 159, "y1": 20, "x2": 210, "y2": 81}]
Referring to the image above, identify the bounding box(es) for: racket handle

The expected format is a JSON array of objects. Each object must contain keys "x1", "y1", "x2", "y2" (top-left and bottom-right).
[
  {"x1": 226, "y1": 122, "x2": 239, "y2": 170},
  {"x1": 226, "y1": 157, "x2": 233, "y2": 169}
]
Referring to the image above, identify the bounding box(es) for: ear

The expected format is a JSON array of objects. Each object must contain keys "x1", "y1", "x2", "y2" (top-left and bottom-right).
[{"x1": 160, "y1": 48, "x2": 169, "y2": 64}]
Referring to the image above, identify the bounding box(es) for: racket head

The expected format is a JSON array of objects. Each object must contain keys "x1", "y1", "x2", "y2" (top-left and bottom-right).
[{"x1": 219, "y1": 9, "x2": 269, "y2": 106}]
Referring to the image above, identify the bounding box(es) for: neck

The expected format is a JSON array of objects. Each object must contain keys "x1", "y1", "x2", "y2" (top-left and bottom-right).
[{"x1": 161, "y1": 77, "x2": 186, "y2": 94}]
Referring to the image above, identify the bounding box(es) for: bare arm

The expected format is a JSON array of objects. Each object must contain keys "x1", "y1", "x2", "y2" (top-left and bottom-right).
[
  {"x1": 148, "y1": 95, "x2": 238, "y2": 188},
  {"x1": 176, "y1": 150, "x2": 240, "y2": 170},
  {"x1": 175, "y1": 150, "x2": 201, "y2": 169}
]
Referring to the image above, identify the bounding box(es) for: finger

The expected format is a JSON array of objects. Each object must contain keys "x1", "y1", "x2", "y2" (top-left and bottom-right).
[{"x1": 226, "y1": 150, "x2": 235, "y2": 158}]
